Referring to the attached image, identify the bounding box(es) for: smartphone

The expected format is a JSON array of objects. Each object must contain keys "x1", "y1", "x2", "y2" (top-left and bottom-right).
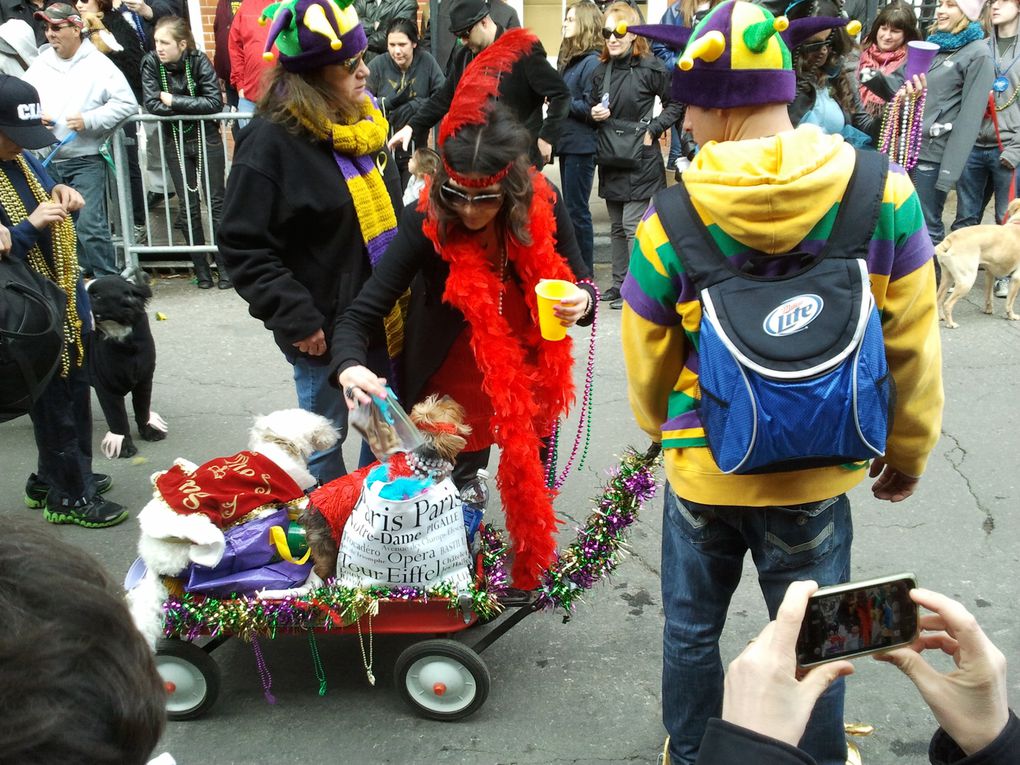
[{"x1": 795, "y1": 573, "x2": 918, "y2": 668}]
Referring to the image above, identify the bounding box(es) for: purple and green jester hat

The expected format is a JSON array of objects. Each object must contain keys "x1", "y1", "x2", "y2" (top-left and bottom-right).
[
  {"x1": 259, "y1": 0, "x2": 367, "y2": 72},
  {"x1": 619, "y1": 0, "x2": 861, "y2": 107}
]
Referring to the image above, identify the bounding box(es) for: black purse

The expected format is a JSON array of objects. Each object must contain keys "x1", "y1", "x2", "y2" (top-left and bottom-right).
[
  {"x1": 596, "y1": 61, "x2": 654, "y2": 170},
  {"x1": 0, "y1": 255, "x2": 66, "y2": 422}
]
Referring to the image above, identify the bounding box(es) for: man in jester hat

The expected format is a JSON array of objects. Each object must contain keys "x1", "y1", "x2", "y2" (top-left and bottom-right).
[
  {"x1": 620, "y1": 3, "x2": 943, "y2": 763},
  {"x1": 217, "y1": 0, "x2": 401, "y2": 485}
]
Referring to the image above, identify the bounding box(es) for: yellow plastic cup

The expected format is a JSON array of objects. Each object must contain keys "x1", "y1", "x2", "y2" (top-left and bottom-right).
[{"x1": 534, "y1": 279, "x2": 579, "y2": 341}]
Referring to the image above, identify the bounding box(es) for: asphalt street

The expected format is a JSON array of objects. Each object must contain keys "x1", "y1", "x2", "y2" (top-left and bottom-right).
[{"x1": 1, "y1": 249, "x2": 1018, "y2": 765}]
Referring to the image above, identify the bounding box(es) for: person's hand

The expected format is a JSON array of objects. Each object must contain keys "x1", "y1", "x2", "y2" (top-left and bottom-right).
[
  {"x1": 122, "y1": 0, "x2": 153, "y2": 20},
  {"x1": 643, "y1": 131, "x2": 654, "y2": 146},
  {"x1": 292, "y1": 328, "x2": 326, "y2": 356},
  {"x1": 869, "y1": 459, "x2": 919, "y2": 502},
  {"x1": 537, "y1": 137, "x2": 552, "y2": 164},
  {"x1": 387, "y1": 124, "x2": 413, "y2": 152},
  {"x1": 27, "y1": 202, "x2": 68, "y2": 230},
  {"x1": 65, "y1": 113, "x2": 85, "y2": 132},
  {"x1": 159, "y1": 91, "x2": 174, "y2": 107},
  {"x1": 591, "y1": 104, "x2": 610, "y2": 122},
  {"x1": 1001, "y1": 155, "x2": 1015, "y2": 170},
  {"x1": 41, "y1": 113, "x2": 54, "y2": 128},
  {"x1": 0, "y1": 222, "x2": 11, "y2": 255},
  {"x1": 721, "y1": 580, "x2": 855, "y2": 747},
  {"x1": 337, "y1": 365, "x2": 388, "y2": 411},
  {"x1": 553, "y1": 286, "x2": 591, "y2": 326},
  {"x1": 875, "y1": 588, "x2": 1009, "y2": 756},
  {"x1": 902, "y1": 73, "x2": 927, "y2": 98},
  {"x1": 238, "y1": 88, "x2": 245, "y2": 100},
  {"x1": 51, "y1": 184, "x2": 84, "y2": 212}
]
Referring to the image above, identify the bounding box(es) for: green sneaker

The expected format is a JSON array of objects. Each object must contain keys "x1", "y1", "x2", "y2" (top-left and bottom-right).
[
  {"x1": 44, "y1": 496, "x2": 128, "y2": 529},
  {"x1": 25, "y1": 473, "x2": 113, "y2": 509}
]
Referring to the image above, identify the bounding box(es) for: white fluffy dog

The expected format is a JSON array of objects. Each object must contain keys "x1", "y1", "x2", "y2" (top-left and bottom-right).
[{"x1": 127, "y1": 409, "x2": 338, "y2": 647}]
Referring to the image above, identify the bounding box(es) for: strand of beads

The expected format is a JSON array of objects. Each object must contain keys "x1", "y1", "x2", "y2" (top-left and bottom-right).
[
  {"x1": 905, "y1": 89, "x2": 925, "y2": 171},
  {"x1": 878, "y1": 88, "x2": 925, "y2": 172},
  {"x1": 544, "y1": 280, "x2": 599, "y2": 490},
  {"x1": 160, "y1": 58, "x2": 204, "y2": 193}
]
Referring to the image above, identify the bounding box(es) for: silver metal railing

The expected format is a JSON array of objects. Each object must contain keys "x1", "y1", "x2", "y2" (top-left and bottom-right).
[{"x1": 108, "y1": 111, "x2": 242, "y2": 282}]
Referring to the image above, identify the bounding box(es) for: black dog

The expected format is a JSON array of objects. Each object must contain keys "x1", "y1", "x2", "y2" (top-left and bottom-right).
[{"x1": 86, "y1": 276, "x2": 167, "y2": 458}]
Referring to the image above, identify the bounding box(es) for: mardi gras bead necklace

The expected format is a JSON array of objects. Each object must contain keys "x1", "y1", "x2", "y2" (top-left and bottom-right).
[
  {"x1": 0, "y1": 156, "x2": 82, "y2": 376},
  {"x1": 544, "y1": 280, "x2": 599, "y2": 490},
  {"x1": 160, "y1": 57, "x2": 204, "y2": 193},
  {"x1": 878, "y1": 87, "x2": 926, "y2": 171}
]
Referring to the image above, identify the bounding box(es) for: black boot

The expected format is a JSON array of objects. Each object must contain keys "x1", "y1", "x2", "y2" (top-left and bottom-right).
[
  {"x1": 213, "y1": 252, "x2": 232, "y2": 290},
  {"x1": 192, "y1": 255, "x2": 213, "y2": 289}
]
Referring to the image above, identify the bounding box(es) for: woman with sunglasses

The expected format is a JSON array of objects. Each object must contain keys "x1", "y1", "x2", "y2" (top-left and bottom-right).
[
  {"x1": 140, "y1": 16, "x2": 228, "y2": 288},
  {"x1": 589, "y1": 0, "x2": 683, "y2": 309},
  {"x1": 218, "y1": 0, "x2": 401, "y2": 484},
  {"x1": 334, "y1": 95, "x2": 595, "y2": 588},
  {"x1": 787, "y1": 0, "x2": 874, "y2": 145}
]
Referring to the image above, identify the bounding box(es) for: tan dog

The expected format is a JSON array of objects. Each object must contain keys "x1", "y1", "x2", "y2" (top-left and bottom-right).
[{"x1": 935, "y1": 198, "x2": 1020, "y2": 328}]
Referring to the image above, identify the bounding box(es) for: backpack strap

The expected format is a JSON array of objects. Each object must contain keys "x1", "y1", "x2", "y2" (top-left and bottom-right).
[{"x1": 650, "y1": 149, "x2": 891, "y2": 290}]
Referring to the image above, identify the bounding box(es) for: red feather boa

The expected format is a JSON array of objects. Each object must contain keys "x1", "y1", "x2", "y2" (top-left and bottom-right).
[{"x1": 422, "y1": 171, "x2": 576, "y2": 588}]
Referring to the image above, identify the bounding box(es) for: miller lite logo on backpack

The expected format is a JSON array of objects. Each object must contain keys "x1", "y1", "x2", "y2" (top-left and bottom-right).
[{"x1": 653, "y1": 152, "x2": 893, "y2": 474}]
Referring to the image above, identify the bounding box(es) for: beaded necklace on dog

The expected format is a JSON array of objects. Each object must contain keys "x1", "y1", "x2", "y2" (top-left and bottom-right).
[
  {"x1": 0, "y1": 156, "x2": 82, "y2": 376},
  {"x1": 159, "y1": 57, "x2": 204, "y2": 193}
]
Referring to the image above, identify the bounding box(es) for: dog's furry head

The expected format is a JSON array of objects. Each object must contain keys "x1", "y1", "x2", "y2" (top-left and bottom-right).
[
  {"x1": 249, "y1": 408, "x2": 339, "y2": 461},
  {"x1": 410, "y1": 395, "x2": 471, "y2": 463},
  {"x1": 1006, "y1": 198, "x2": 1020, "y2": 223},
  {"x1": 87, "y1": 276, "x2": 152, "y2": 329}
]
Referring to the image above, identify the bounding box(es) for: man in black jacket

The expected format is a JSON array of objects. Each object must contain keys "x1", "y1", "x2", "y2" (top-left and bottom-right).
[{"x1": 388, "y1": 0, "x2": 568, "y2": 166}]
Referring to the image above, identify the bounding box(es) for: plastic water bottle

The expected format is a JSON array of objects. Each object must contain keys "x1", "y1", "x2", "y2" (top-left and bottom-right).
[{"x1": 460, "y1": 469, "x2": 490, "y2": 550}]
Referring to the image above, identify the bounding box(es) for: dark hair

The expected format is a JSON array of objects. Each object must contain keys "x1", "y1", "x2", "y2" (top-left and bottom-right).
[
  {"x1": 862, "y1": 2, "x2": 920, "y2": 48},
  {"x1": 386, "y1": 16, "x2": 419, "y2": 45},
  {"x1": 93, "y1": 0, "x2": 114, "y2": 13},
  {"x1": 0, "y1": 520, "x2": 166, "y2": 764},
  {"x1": 154, "y1": 15, "x2": 196, "y2": 49},
  {"x1": 432, "y1": 103, "x2": 533, "y2": 245},
  {"x1": 791, "y1": 0, "x2": 858, "y2": 114}
]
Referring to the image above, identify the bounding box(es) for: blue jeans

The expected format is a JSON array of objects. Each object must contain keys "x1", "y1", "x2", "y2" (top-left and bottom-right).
[
  {"x1": 668, "y1": 124, "x2": 682, "y2": 167},
  {"x1": 661, "y1": 485, "x2": 852, "y2": 765},
  {"x1": 910, "y1": 163, "x2": 948, "y2": 246},
  {"x1": 291, "y1": 358, "x2": 350, "y2": 484},
  {"x1": 237, "y1": 96, "x2": 256, "y2": 130},
  {"x1": 49, "y1": 155, "x2": 118, "y2": 276},
  {"x1": 559, "y1": 153, "x2": 596, "y2": 273},
  {"x1": 953, "y1": 146, "x2": 1015, "y2": 229}
]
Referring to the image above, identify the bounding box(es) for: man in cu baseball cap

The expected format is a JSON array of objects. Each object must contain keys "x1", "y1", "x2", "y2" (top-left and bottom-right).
[{"x1": 0, "y1": 74, "x2": 57, "y2": 150}]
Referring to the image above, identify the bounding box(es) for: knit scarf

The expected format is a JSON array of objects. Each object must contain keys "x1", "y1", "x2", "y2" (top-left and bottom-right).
[
  {"x1": 294, "y1": 96, "x2": 406, "y2": 358},
  {"x1": 928, "y1": 22, "x2": 985, "y2": 52},
  {"x1": 421, "y1": 171, "x2": 577, "y2": 589},
  {"x1": 858, "y1": 44, "x2": 907, "y2": 110}
]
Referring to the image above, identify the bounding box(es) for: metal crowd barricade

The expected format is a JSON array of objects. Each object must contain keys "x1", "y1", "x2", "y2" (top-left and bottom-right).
[{"x1": 109, "y1": 112, "x2": 241, "y2": 282}]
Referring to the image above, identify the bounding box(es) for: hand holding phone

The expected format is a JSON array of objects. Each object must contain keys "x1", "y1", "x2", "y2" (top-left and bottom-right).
[
  {"x1": 721, "y1": 581, "x2": 855, "y2": 747},
  {"x1": 875, "y1": 588, "x2": 1010, "y2": 756},
  {"x1": 796, "y1": 574, "x2": 919, "y2": 667},
  {"x1": 600, "y1": 92, "x2": 610, "y2": 109}
]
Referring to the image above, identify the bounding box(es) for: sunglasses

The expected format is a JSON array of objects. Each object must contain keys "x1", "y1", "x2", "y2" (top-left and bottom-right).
[
  {"x1": 439, "y1": 182, "x2": 503, "y2": 209},
  {"x1": 799, "y1": 36, "x2": 833, "y2": 53},
  {"x1": 455, "y1": 21, "x2": 478, "y2": 41},
  {"x1": 46, "y1": 22, "x2": 74, "y2": 32},
  {"x1": 342, "y1": 52, "x2": 364, "y2": 74},
  {"x1": 601, "y1": 26, "x2": 628, "y2": 39}
]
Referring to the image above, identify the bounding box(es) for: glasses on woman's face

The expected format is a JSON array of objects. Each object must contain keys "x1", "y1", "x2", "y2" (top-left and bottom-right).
[
  {"x1": 342, "y1": 53, "x2": 365, "y2": 74},
  {"x1": 601, "y1": 26, "x2": 628, "y2": 39},
  {"x1": 799, "y1": 37, "x2": 832, "y2": 54},
  {"x1": 439, "y1": 182, "x2": 503, "y2": 209}
]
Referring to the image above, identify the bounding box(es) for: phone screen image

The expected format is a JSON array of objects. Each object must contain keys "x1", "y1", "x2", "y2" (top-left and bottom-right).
[{"x1": 796, "y1": 575, "x2": 918, "y2": 667}]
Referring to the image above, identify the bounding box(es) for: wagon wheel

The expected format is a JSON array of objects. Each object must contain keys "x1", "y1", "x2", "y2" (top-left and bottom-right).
[
  {"x1": 155, "y1": 638, "x2": 221, "y2": 721},
  {"x1": 394, "y1": 639, "x2": 490, "y2": 721}
]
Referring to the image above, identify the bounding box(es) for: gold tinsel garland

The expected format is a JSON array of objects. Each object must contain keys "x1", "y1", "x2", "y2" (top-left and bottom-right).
[{"x1": 0, "y1": 155, "x2": 82, "y2": 376}]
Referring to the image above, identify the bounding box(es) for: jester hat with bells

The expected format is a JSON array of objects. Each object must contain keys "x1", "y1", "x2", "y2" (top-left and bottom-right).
[
  {"x1": 260, "y1": 0, "x2": 367, "y2": 73},
  {"x1": 619, "y1": 0, "x2": 860, "y2": 108}
]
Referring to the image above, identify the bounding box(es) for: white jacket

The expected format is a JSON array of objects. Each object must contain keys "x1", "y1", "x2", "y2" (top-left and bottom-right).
[{"x1": 24, "y1": 38, "x2": 137, "y2": 160}]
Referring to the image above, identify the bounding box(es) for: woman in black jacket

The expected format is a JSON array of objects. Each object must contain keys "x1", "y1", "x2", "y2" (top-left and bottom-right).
[
  {"x1": 590, "y1": 1, "x2": 683, "y2": 308},
  {"x1": 141, "y1": 16, "x2": 227, "y2": 288},
  {"x1": 366, "y1": 17, "x2": 445, "y2": 190}
]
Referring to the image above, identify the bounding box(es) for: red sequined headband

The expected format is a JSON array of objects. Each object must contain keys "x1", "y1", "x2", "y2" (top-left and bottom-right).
[{"x1": 442, "y1": 156, "x2": 513, "y2": 188}]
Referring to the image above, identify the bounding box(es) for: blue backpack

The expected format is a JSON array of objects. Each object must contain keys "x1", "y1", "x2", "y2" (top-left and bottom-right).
[{"x1": 652, "y1": 151, "x2": 892, "y2": 474}]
